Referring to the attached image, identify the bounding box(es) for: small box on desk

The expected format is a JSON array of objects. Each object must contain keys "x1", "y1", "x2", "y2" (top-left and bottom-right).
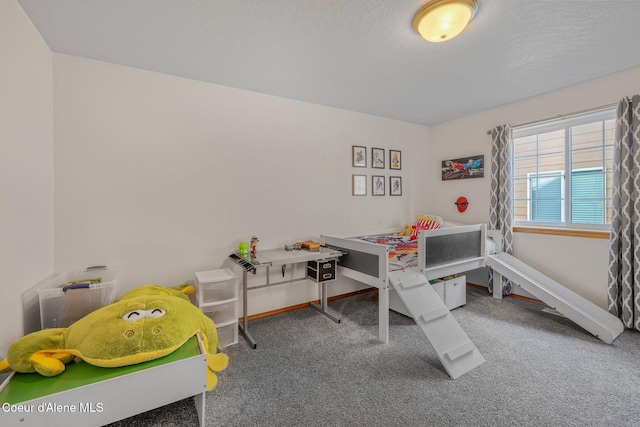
[
  {"x1": 306, "y1": 259, "x2": 336, "y2": 283},
  {"x1": 301, "y1": 240, "x2": 320, "y2": 251},
  {"x1": 37, "y1": 266, "x2": 121, "y2": 329}
]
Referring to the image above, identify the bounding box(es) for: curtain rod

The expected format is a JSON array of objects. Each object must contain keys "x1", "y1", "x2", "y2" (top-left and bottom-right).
[{"x1": 485, "y1": 100, "x2": 623, "y2": 135}]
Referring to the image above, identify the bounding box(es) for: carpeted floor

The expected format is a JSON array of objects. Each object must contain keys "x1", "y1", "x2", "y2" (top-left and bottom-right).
[{"x1": 107, "y1": 286, "x2": 640, "y2": 427}]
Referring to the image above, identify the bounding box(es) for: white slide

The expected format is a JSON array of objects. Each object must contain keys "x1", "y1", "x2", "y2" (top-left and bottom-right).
[
  {"x1": 388, "y1": 269, "x2": 485, "y2": 379},
  {"x1": 486, "y1": 252, "x2": 624, "y2": 344}
]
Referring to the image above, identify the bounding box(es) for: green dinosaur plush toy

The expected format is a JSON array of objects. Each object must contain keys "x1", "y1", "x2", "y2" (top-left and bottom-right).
[{"x1": 0, "y1": 283, "x2": 228, "y2": 391}]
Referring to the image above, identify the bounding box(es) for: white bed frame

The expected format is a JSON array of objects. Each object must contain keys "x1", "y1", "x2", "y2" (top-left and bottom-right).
[
  {"x1": 324, "y1": 222, "x2": 624, "y2": 346},
  {"x1": 321, "y1": 223, "x2": 490, "y2": 343}
]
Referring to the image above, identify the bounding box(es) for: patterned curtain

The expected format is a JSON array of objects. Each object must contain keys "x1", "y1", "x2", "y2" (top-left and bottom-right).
[
  {"x1": 607, "y1": 95, "x2": 640, "y2": 330},
  {"x1": 489, "y1": 124, "x2": 514, "y2": 295}
]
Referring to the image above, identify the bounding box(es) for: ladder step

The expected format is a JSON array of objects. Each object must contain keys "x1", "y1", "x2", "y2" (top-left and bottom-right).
[
  {"x1": 444, "y1": 341, "x2": 475, "y2": 362},
  {"x1": 417, "y1": 307, "x2": 450, "y2": 324},
  {"x1": 396, "y1": 275, "x2": 428, "y2": 290}
]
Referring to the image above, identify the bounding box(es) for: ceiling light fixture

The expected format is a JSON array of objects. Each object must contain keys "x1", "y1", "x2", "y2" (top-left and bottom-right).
[{"x1": 412, "y1": 0, "x2": 478, "y2": 43}]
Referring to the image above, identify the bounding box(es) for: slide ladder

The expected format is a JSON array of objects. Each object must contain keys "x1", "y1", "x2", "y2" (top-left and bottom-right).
[
  {"x1": 388, "y1": 269, "x2": 485, "y2": 379},
  {"x1": 486, "y1": 252, "x2": 624, "y2": 344}
]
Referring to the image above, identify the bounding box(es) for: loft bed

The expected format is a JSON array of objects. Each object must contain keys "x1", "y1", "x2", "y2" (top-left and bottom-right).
[
  {"x1": 321, "y1": 223, "x2": 496, "y2": 344},
  {"x1": 323, "y1": 219, "x2": 625, "y2": 346}
]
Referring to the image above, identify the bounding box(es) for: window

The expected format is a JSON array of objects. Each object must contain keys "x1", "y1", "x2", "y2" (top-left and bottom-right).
[
  {"x1": 512, "y1": 108, "x2": 615, "y2": 229},
  {"x1": 527, "y1": 170, "x2": 564, "y2": 222}
]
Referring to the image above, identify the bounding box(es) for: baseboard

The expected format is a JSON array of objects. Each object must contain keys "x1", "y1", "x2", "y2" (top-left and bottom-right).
[
  {"x1": 466, "y1": 281, "x2": 544, "y2": 304},
  {"x1": 242, "y1": 281, "x2": 544, "y2": 323},
  {"x1": 242, "y1": 287, "x2": 376, "y2": 322}
]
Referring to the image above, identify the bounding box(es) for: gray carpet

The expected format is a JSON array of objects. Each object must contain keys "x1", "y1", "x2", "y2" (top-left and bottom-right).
[{"x1": 107, "y1": 287, "x2": 640, "y2": 427}]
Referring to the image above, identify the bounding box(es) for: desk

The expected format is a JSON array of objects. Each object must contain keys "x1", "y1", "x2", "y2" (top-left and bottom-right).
[{"x1": 228, "y1": 247, "x2": 343, "y2": 348}]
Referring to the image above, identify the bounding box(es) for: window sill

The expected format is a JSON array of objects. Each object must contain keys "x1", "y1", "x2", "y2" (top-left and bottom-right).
[{"x1": 513, "y1": 226, "x2": 610, "y2": 239}]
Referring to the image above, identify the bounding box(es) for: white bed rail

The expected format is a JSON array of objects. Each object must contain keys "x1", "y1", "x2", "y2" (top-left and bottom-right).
[
  {"x1": 418, "y1": 224, "x2": 487, "y2": 281},
  {"x1": 321, "y1": 234, "x2": 390, "y2": 289}
]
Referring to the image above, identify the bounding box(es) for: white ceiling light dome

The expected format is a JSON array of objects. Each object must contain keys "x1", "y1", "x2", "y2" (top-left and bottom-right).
[{"x1": 413, "y1": 0, "x2": 478, "y2": 43}]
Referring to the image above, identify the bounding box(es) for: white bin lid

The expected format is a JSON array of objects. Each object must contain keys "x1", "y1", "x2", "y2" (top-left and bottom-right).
[{"x1": 195, "y1": 268, "x2": 237, "y2": 284}]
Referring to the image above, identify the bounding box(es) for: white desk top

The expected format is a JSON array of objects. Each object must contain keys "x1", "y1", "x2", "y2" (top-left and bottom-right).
[{"x1": 251, "y1": 247, "x2": 342, "y2": 267}]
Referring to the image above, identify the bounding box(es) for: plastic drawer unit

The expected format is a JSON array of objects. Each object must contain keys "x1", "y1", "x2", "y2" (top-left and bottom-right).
[
  {"x1": 194, "y1": 268, "x2": 239, "y2": 349},
  {"x1": 306, "y1": 259, "x2": 336, "y2": 283},
  {"x1": 215, "y1": 322, "x2": 238, "y2": 349}
]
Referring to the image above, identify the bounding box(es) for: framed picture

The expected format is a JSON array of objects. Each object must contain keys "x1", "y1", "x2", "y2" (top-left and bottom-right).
[
  {"x1": 442, "y1": 154, "x2": 484, "y2": 180},
  {"x1": 352, "y1": 174, "x2": 367, "y2": 196},
  {"x1": 372, "y1": 175, "x2": 385, "y2": 196},
  {"x1": 352, "y1": 145, "x2": 366, "y2": 167},
  {"x1": 390, "y1": 176, "x2": 402, "y2": 196},
  {"x1": 372, "y1": 148, "x2": 385, "y2": 169},
  {"x1": 390, "y1": 150, "x2": 401, "y2": 170}
]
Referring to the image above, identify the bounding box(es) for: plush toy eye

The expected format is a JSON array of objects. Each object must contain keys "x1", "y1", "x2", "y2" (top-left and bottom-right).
[
  {"x1": 123, "y1": 311, "x2": 144, "y2": 322},
  {"x1": 147, "y1": 308, "x2": 166, "y2": 318},
  {"x1": 123, "y1": 308, "x2": 166, "y2": 321}
]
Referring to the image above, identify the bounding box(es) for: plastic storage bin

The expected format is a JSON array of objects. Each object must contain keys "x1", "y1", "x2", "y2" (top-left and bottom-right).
[
  {"x1": 433, "y1": 275, "x2": 466, "y2": 310},
  {"x1": 215, "y1": 321, "x2": 239, "y2": 349},
  {"x1": 195, "y1": 268, "x2": 238, "y2": 307},
  {"x1": 37, "y1": 266, "x2": 121, "y2": 329},
  {"x1": 200, "y1": 301, "x2": 237, "y2": 326},
  {"x1": 431, "y1": 280, "x2": 446, "y2": 303},
  {"x1": 195, "y1": 268, "x2": 238, "y2": 349}
]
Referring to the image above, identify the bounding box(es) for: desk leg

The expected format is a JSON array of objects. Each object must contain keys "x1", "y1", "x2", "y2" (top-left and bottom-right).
[
  {"x1": 238, "y1": 269, "x2": 257, "y2": 349},
  {"x1": 310, "y1": 281, "x2": 341, "y2": 324},
  {"x1": 379, "y1": 284, "x2": 389, "y2": 344}
]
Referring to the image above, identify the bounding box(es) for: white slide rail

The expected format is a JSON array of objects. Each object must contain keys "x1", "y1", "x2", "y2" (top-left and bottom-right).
[{"x1": 487, "y1": 252, "x2": 624, "y2": 344}]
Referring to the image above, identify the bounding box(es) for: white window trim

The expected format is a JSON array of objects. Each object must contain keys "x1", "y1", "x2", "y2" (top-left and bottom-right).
[{"x1": 512, "y1": 108, "x2": 615, "y2": 231}]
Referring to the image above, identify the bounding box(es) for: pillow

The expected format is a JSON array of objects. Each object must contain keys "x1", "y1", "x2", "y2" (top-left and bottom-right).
[
  {"x1": 416, "y1": 213, "x2": 442, "y2": 224},
  {"x1": 410, "y1": 214, "x2": 441, "y2": 240}
]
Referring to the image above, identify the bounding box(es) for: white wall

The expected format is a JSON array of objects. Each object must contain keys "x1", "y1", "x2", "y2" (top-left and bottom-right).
[
  {"x1": 0, "y1": 0, "x2": 54, "y2": 356},
  {"x1": 425, "y1": 66, "x2": 640, "y2": 308},
  {"x1": 52, "y1": 54, "x2": 429, "y2": 316}
]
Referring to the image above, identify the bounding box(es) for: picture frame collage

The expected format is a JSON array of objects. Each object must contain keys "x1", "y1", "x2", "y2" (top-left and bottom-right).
[{"x1": 351, "y1": 146, "x2": 402, "y2": 196}]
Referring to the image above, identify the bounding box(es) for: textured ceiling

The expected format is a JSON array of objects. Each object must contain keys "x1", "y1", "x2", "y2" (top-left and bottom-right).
[{"x1": 17, "y1": 0, "x2": 640, "y2": 126}]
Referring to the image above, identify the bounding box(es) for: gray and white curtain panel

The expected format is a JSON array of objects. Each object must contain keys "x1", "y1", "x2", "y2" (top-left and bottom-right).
[
  {"x1": 489, "y1": 124, "x2": 514, "y2": 295},
  {"x1": 608, "y1": 95, "x2": 640, "y2": 331}
]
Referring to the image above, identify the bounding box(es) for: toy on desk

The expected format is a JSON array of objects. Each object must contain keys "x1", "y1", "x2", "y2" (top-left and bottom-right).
[
  {"x1": 250, "y1": 235, "x2": 259, "y2": 258},
  {"x1": 239, "y1": 241, "x2": 249, "y2": 258},
  {"x1": 0, "y1": 283, "x2": 229, "y2": 391}
]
